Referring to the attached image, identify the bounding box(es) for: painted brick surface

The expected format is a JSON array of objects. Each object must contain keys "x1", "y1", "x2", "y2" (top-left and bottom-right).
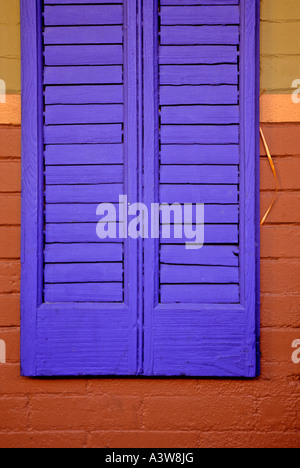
[
  {"x1": 0, "y1": 0, "x2": 299, "y2": 449},
  {"x1": 0, "y1": 119, "x2": 298, "y2": 446}
]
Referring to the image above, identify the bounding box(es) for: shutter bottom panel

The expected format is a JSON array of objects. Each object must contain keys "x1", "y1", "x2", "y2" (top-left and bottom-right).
[
  {"x1": 36, "y1": 308, "x2": 136, "y2": 376},
  {"x1": 146, "y1": 309, "x2": 254, "y2": 377}
]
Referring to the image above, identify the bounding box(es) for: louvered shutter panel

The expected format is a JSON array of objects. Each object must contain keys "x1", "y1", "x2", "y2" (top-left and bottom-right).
[
  {"x1": 21, "y1": 0, "x2": 139, "y2": 376},
  {"x1": 143, "y1": 0, "x2": 259, "y2": 377},
  {"x1": 21, "y1": 0, "x2": 259, "y2": 377}
]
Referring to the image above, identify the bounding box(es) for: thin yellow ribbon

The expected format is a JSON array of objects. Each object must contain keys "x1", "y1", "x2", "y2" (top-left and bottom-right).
[{"x1": 260, "y1": 127, "x2": 279, "y2": 226}]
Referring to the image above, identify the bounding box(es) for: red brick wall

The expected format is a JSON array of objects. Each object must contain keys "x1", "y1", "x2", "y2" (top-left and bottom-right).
[{"x1": 0, "y1": 121, "x2": 299, "y2": 448}]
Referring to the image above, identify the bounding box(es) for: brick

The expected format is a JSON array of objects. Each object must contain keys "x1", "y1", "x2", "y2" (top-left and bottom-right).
[
  {"x1": 0, "y1": 431, "x2": 86, "y2": 449},
  {"x1": 0, "y1": 397, "x2": 28, "y2": 431},
  {"x1": 196, "y1": 431, "x2": 300, "y2": 449},
  {"x1": 0, "y1": 126, "x2": 21, "y2": 158},
  {"x1": 87, "y1": 378, "x2": 198, "y2": 398},
  {"x1": 0, "y1": 364, "x2": 87, "y2": 395},
  {"x1": 261, "y1": 0, "x2": 300, "y2": 21},
  {"x1": 30, "y1": 396, "x2": 142, "y2": 431},
  {"x1": 260, "y1": 328, "x2": 300, "y2": 367},
  {"x1": 0, "y1": 228, "x2": 20, "y2": 258},
  {"x1": 0, "y1": 294, "x2": 19, "y2": 326},
  {"x1": 260, "y1": 361, "x2": 300, "y2": 381},
  {"x1": 0, "y1": 327, "x2": 20, "y2": 363},
  {"x1": 87, "y1": 379, "x2": 264, "y2": 401},
  {"x1": 261, "y1": 56, "x2": 300, "y2": 95},
  {"x1": 261, "y1": 226, "x2": 300, "y2": 258},
  {"x1": 261, "y1": 260, "x2": 300, "y2": 294},
  {"x1": 241, "y1": 378, "x2": 300, "y2": 401},
  {"x1": 0, "y1": 195, "x2": 21, "y2": 225},
  {"x1": 261, "y1": 295, "x2": 300, "y2": 328},
  {"x1": 0, "y1": 0, "x2": 20, "y2": 26},
  {"x1": 88, "y1": 431, "x2": 198, "y2": 449},
  {"x1": 260, "y1": 124, "x2": 300, "y2": 156},
  {"x1": 260, "y1": 192, "x2": 300, "y2": 224},
  {"x1": 0, "y1": 161, "x2": 21, "y2": 192},
  {"x1": 143, "y1": 395, "x2": 257, "y2": 432},
  {"x1": 256, "y1": 395, "x2": 300, "y2": 431},
  {"x1": 0, "y1": 261, "x2": 20, "y2": 293},
  {"x1": 261, "y1": 157, "x2": 300, "y2": 191}
]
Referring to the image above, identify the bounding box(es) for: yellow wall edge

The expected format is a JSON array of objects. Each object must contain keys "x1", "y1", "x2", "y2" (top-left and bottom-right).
[
  {"x1": 260, "y1": 94, "x2": 300, "y2": 123},
  {"x1": 1, "y1": 94, "x2": 300, "y2": 126},
  {"x1": 0, "y1": 95, "x2": 21, "y2": 125}
]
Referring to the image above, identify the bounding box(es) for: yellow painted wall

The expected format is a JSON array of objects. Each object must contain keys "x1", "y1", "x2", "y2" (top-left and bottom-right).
[
  {"x1": 0, "y1": 0, "x2": 299, "y2": 94},
  {"x1": 0, "y1": 0, "x2": 20, "y2": 94},
  {"x1": 261, "y1": 0, "x2": 300, "y2": 94}
]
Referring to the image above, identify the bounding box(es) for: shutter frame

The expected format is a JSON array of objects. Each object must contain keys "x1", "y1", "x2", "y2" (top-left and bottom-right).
[
  {"x1": 21, "y1": 0, "x2": 140, "y2": 376},
  {"x1": 21, "y1": 0, "x2": 44, "y2": 376},
  {"x1": 143, "y1": 0, "x2": 260, "y2": 377},
  {"x1": 21, "y1": 0, "x2": 260, "y2": 377}
]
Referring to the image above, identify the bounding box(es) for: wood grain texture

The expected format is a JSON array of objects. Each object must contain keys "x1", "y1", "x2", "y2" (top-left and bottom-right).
[
  {"x1": 160, "y1": 184, "x2": 238, "y2": 203},
  {"x1": 161, "y1": 285, "x2": 240, "y2": 304},
  {"x1": 45, "y1": 144, "x2": 124, "y2": 165},
  {"x1": 44, "y1": 26, "x2": 123, "y2": 45},
  {"x1": 45, "y1": 203, "x2": 121, "y2": 223},
  {"x1": 44, "y1": 263, "x2": 123, "y2": 283},
  {"x1": 160, "y1": 6, "x2": 240, "y2": 25},
  {"x1": 240, "y1": 0, "x2": 260, "y2": 377},
  {"x1": 160, "y1": 144, "x2": 240, "y2": 164},
  {"x1": 159, "y1": 45, "x2": 238, "y2": 64},
  {"x1": 160, "y1": 65, "x2": 238, "y2": 85},
  {"x1": 44, "y1": 5, "x2": 123, "y2": 26},
  {"x1": 159, "y1": 224, "x2": 238, "y2": 244},
  {"x1": 161, "y1": 26, "x2": 240, "y2": 45},
  {"x1": 46, "y1": 184, "x2": 124, "y2": 204},
  {"x1": 43, "y1": 285, "x2": 123, "y2": 303},
  {"x1": 45, "y1": 105, "x2": 123, "y2": 125},
  {"x1": 161, "y1": 245, "x2": 239, "y2": 266},
  {"x1": 160, "y1": 165, "x2": 239, "y2": 184},
  {"x1": 20, "y1": 0, "x2": 42, "y2": 376},
  {"x1": 45, "y1": 203, "x2": 238, "y2": 224},
  {"x1": 45, "y1": 224, "x2": 124, "y2": 244},
  {"x1": 45, "y1": 165, "x2": 123, "y2": 185},
  {"x1": 44, "y1": 124, "x2": 122, "y2": 145},
  {"x1": 45, "y1": 243, "x2": 123, "y2": 263},
  {"x1": 44, "y1": 66, "x2": 123, "y2": 85},
  {"x1": 160, "y1": 265, "x2": 239, "y2": 284},
  {"x1": 45, "y1": 85, "x2": 124, "y2": 105},
  {"x1": 44, "y1": 45, "x2": 123, "y2": 66},
  {"x1": 160, "y1": 85, "x2": 238, "y2": 105},
  {"x1": 161, "y1": 125, "x2": 239, "y2": 144},
  {"x1": 36, "y1": 308, "x2": 132, "y2": 375},
  {"x1": 161, "y1": 106, "x2": 239, "y2": 125}
]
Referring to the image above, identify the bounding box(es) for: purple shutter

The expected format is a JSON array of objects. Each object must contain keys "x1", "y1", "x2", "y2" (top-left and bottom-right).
[
  {"x1": 21, "y1": 0, "x2": 140, "y2": 376},
  {"x1": 143, "y1": 0, "x2": 260, "y2": 377},
  {"x1": 21, "y1": 0, "x2": 259, "y2": 377}
]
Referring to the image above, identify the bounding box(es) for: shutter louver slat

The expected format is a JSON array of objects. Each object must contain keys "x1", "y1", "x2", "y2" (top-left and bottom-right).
[
  {"x1": 44, "y1": 67, "x2": 123, "y2": 85},
  {"x1": 44, "y1": 5, "x2": 123, "y2": 26}
]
